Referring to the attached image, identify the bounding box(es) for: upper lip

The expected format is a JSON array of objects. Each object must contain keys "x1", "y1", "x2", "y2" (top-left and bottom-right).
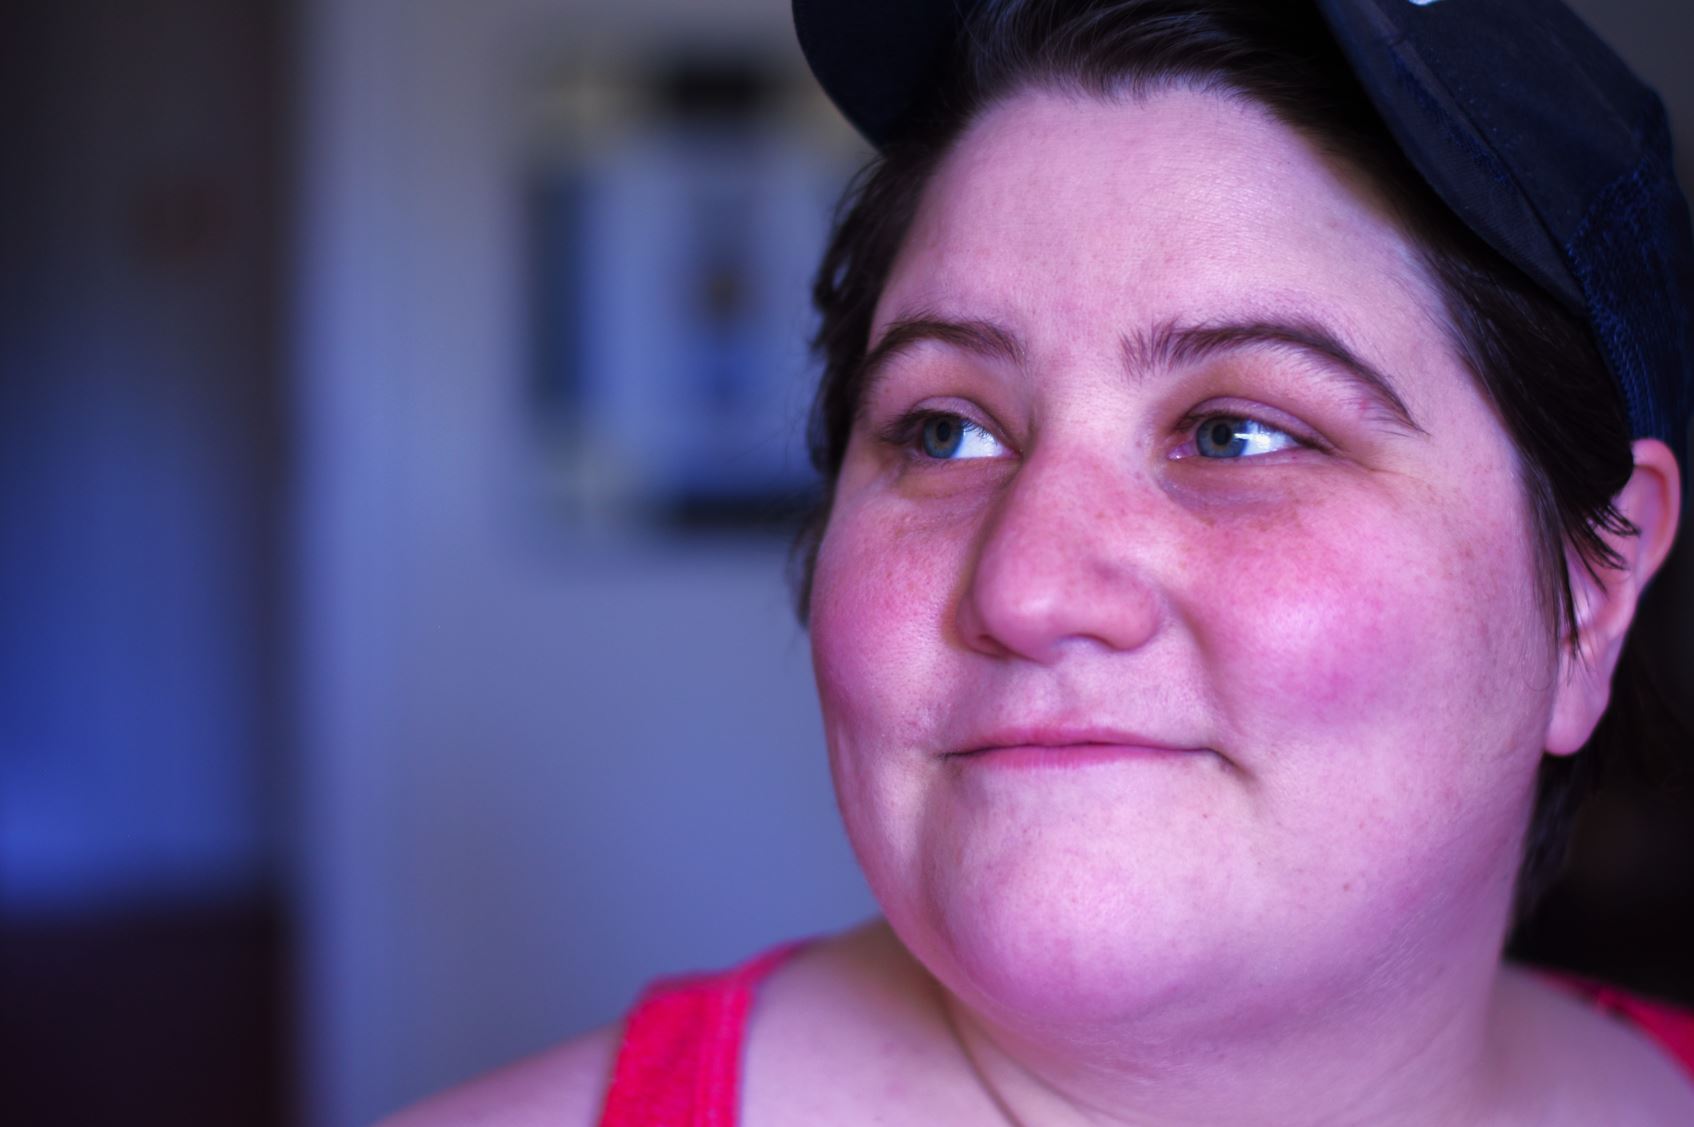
[{"x1": 948, "y1": 724, "x2": 1201, "y2": 757}]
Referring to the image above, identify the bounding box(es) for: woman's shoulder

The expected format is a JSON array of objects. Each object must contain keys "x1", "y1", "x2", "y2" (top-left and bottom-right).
[
  {"x1": 375, "y1": 934, "x2": 832, "y2": 1127},
  {"x1": 375, "y1": 1021, "x2": 621, "y2": 1127},
  {"x1": 742, "y1": 920, "x2": 994, "y2": 1124}
]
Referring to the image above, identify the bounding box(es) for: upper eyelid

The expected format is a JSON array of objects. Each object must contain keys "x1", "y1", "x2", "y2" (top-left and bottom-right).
[
  {"x1": 855, "y1": 317, "x2": 1025, "y2": 426},
  {"x1": 892, "y1": 401, "x2": 1008, "y2": 437},
  {"x1": 1179, "y1": 396, "x2": 1328, "y2": 446}
]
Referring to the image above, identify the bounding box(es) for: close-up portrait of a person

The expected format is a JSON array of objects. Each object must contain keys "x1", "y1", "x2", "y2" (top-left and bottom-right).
[{"x1": 385, "y1": 0, "x2": 1694, "y2": 1122}]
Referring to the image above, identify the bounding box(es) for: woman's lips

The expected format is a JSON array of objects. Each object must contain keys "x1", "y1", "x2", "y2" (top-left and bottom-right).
[
  {"x1": 947, "y1": 742, "x2": 1202, "y2": 769},
  {"x1": 944, "y1": 727, "x2": 1209, "y2": 768}
]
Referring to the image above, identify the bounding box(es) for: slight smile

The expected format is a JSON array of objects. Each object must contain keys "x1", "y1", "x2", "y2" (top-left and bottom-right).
[{"x1": 945, "y1": 726, "x2": 1212, "y2": 769}]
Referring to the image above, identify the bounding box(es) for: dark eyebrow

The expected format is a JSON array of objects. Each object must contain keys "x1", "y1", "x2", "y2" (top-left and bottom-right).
[
  {"x1": 856, "y1": 316, "x2": 1025, "y2": 415},
  {"x1": 857, "y1": 312, "x2": 1422, "y2": 434},
  {"x1": 1122, "y1": 317, "x2": 1424, "y2": 433}
]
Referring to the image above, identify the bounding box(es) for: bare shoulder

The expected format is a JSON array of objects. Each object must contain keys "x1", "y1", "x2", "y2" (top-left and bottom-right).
[
  {"x1": 742, "y1": 919, "x2": 989, "y2": 1125},
  {"x1": 377, "y1": 1022, "x2": 621, "y2": 1127},
  {"x1": 1499, "y1": 966, "x2": 1694, "y2": 1124}
]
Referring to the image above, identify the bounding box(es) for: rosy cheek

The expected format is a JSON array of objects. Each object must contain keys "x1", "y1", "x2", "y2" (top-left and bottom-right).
[
  {"x1": 809, "y1": 507, "x2": 961, "y2": 891},
  {"x1": 1191, "y1": 495, "x2": 1546, "y2": 771},
  {"x1": 1236, "y1": 554, "x2": 1401, "y2": 727},
  {"x1": 809, "y1": 508, "x2": 938, "y2": 729}
]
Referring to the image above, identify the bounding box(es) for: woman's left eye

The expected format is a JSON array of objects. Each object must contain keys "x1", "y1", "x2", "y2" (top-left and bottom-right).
[
  {"x1": 1189, "y1": 415, "x2": 1301, "y2": 460},
  {"x1": 915, "y1": 413, "x2": 1007, "y2": 460}
]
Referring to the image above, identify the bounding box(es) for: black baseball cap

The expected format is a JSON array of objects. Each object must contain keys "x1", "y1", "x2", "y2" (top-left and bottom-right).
[{"x1": 792, "y1": 0, "x2": 1694, "y2": 459}]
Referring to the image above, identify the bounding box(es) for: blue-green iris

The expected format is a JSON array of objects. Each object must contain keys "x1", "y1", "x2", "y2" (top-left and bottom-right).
[
  {"x1": 921, "y1": 415, "x2": 963, "y2": 458},
  {"x1": 1197, "y1": 417, "x2": 1293, "y2": 459}
]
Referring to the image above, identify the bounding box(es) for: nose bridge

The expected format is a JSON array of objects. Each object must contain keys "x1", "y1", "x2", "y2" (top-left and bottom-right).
[{"x1": 958, "y1": 443, "x2": 1166, "y2": 662}]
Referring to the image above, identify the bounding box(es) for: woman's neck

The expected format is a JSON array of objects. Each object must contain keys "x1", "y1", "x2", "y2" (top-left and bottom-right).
[{"x1": 928, "y1": 937, "x2": 1519, "y2": 1127}]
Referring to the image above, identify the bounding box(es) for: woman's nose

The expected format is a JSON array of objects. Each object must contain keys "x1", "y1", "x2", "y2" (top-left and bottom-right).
[{"x1": 955, "y1": 453, "x2": 1167, "y2": 663}]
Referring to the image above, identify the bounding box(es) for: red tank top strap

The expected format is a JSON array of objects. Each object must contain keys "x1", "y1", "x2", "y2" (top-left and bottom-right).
[
  {"x1": 599, "y1": 942, "x2": 809, "y2": 1127},
  {"x1": 1543, "y1": 972, "x2": 1694, "y2": 1080},
  {"x1": 1580, "y1": 981, "x2": 1694, "y2": 1079}
]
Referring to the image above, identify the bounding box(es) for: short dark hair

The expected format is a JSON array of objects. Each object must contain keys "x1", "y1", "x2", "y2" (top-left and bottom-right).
[{"x1": 793, "y1": 0, "x2": 1663, "y2": 915}]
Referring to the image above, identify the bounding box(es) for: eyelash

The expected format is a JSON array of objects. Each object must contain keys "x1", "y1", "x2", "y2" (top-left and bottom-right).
[
  {"x1": 876, "y1": 409, "x2": 1007, "y2": 460},
  {"x1": 1170, "y1": 408, "x2": 1321, "y2": 461},
  {"x1": 877, "y1": 407, "x2": 1320, "y2": 463}
]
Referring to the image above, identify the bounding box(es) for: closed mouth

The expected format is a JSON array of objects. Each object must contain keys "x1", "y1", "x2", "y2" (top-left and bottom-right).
[{"x1": 950, "y1": 744, "x2": 1205, "y2": 774}]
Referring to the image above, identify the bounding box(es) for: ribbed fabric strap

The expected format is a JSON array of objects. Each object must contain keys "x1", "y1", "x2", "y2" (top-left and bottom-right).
[
  {"x1": 1545, "y1": 973, "x2": 1694, "y2": 1080},
  {"x1": 1580, "y1": 982, "x2": 1694, "y2": 1079},
  {"x1": 598, "y1": 943, "x2": 806, "y2": 1127}
]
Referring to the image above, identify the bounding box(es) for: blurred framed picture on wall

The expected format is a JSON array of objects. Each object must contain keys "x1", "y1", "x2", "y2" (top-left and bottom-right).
[{"x1": 529, "y1": 59, "x2": 861, "y2": 533}]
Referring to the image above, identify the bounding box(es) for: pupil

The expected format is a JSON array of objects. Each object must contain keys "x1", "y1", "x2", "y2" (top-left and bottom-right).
[{"x1": 1208, "y1": 421, "x2": 1236, "y2": 448}]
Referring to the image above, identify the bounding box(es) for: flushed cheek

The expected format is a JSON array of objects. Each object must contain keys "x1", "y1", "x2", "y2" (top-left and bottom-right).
[
  {"x1": 1187, "y1": 500, "x2": 1550, "y2": 901},
  {"x1": 810, "y1": 503, "x2": 961, "y2": 715},
  {"x1": 1192, "y1": 496, "x2": 1544, "y2": 748},
  {"x1": 809, "y1": 502, "x2": 971, "y2": 870}
]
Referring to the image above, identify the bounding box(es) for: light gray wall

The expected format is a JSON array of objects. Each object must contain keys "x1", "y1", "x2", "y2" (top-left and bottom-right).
[{"x1": 293, "y1": 2, "x2": 873, "y2": 1125}]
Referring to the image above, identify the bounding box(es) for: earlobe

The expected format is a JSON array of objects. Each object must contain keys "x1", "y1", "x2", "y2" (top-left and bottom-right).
[{"x1": 1545, "y1": 439, "x2": 1683, "y2": 756}]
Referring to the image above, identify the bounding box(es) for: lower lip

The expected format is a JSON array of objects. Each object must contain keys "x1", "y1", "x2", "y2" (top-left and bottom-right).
[{"x1": 948, "y1": 743, "x2": 1200, "y2": 770}]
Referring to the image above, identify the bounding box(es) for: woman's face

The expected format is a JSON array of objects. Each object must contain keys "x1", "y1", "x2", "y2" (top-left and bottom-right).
[{"x1": 809, "y1": 87, "x2": 1572, "y2": 1031}]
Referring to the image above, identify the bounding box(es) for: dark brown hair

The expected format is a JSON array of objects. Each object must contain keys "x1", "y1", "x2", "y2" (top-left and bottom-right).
[{"x1": 794, "y1": 0, "x2": 1657, "y2": 914}]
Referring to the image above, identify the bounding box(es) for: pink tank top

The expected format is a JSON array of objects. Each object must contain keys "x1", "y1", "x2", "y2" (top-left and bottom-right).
[{"x1": 597, "y1": 946, "x2": 1694, "y2": 1125}]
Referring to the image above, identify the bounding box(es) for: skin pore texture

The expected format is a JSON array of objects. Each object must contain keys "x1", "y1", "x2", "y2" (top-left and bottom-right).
[{"x1": 380, "y1": 85, "x2": 1687, "y2": 1127}]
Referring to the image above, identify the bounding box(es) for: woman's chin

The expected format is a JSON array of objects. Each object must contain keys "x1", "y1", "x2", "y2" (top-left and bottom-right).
[{"x1": 893, "y1": 876, "x2": 1245, "y2": 1032}]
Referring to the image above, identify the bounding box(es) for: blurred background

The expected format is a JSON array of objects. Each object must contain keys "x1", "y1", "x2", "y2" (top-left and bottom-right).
[{"x1": 1, "y1": 1, "x2": 1690, "y2": 1125}]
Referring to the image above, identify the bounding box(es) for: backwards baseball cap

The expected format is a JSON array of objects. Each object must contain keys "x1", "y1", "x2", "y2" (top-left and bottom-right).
[{"x1": 792, "y1": 0, "x2": 1694, "y2": 458}]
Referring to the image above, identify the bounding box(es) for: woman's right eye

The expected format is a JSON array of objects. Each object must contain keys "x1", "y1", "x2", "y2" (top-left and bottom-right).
[
  {"x1": 914, "y1": 413, "x2": 1007, "y2": 460},
  {"x1": 875, "y1": 409, "x2": 1010, "y2": 462}
]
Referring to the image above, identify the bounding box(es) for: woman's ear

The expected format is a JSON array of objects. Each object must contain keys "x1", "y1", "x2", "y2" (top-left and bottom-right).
[
  {"x1": 1551, "y1": 440, "x2": 1680, "y2": 755},
  {"x1": 1546, "y1": 438, "x2": 1683, "y2": 755}
]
